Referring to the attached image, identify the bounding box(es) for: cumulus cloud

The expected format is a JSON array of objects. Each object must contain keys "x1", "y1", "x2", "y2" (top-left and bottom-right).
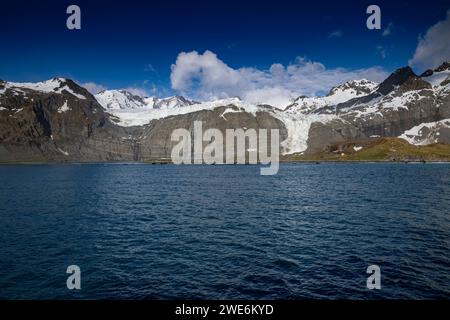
[
  {"x1": 409, "y1": 9, "x2": 450, "y2": 71},
  {"x1": 170, "y1": 50, "x2": 389, "y2": 108},
  {"x1": 81, "y1": 82, "x2": 107, "y2": 94}
]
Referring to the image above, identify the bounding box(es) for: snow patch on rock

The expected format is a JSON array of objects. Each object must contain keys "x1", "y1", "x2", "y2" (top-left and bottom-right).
[
  {"x1": 399, "y1": 119, "x2": 450, "y2": 145},
  {"x1": 58, "y1": 100, "x2": 70, "y2": 113}
]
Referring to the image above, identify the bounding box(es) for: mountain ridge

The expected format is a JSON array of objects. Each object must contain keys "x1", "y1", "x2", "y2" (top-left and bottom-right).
[
  {"x1": 95, "y1": 89, "x2": 196, "y2": 110},
  {"x1": 1, "y1": 61, "x2": 449, "y2": 162}
]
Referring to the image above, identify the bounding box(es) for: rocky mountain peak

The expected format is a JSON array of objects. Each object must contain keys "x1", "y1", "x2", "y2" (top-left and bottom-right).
[
  {"x1": 0, "y1": 77, "x2": 93, "y2": 100},
  {"x1": 376, "y1": 66, "x2": 418, "y2": 95},
  {"x1": 420, "y1": 62, "x2": 450, "y2": 78},
  {"x1": 285, "y1": 79, "x2": 379, "y2": 115},
  {"x1": 153, "y1": 95, "x2": 196, "y2": 109},
  {"x1": 327, "y1": 79, "x2": 378, "y2": 97},
  {"x1": 94, "y1": 90, "x2": 195, "y2": 111},
  {"x1": 63, "y1": 78, "x2": 96, "y2": 100},
  {"x1": 95, "y1": 89, "x2": 147, "y2": 110},
  {"x1": 117, "y1": 90, "x2": 145, "y2": 102},
  {"x1": 420, "y1": 69, "x2": 434, "y2": 77},
  {"x1": 435, "y1": 61, "x2": 450, "y2": 72}
]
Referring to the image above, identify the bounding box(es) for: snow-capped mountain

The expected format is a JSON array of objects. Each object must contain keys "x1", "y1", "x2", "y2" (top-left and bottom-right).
[
  {"x1": 285, "y1": 79, "x2": 378, "y2": 114},
  {"x1": 300, "y1": 62, "x2": 450, "y2": 152},
  {"x1": 333, "y1": 64, "x2": 450, "y2": 119},
  {"x1": 95, "y1": 90, "x2": 147, "y2": 109},
  {"x1": 0, "y1": 78, "x2": 89, "y2": 100},
  {"x1": 153, "y1": 96, "x2": 196, "y2": 109},
  {"x1": 420, "y1": 62, "x2": 450, "y2": 95},
  {"x1": 1, "y1": 61, "x2": 450, "y2": 162},
  {"x1": 94, "y1": 90, "x2": 195, "y2": 110}
]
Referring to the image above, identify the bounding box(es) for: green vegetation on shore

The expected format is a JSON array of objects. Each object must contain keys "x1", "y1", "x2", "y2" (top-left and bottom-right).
[{"x1": 283, "y1": 138, "x2": 450, "y2": 162}]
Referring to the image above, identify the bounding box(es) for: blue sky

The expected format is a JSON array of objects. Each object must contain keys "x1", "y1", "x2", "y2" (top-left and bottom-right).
[{"x1": 1, "y1": 0, "x2": 449, "y2": 101}]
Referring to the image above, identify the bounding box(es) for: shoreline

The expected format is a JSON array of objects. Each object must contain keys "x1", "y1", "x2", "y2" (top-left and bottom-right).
[{"x1": 1, "y1": 159, "x2": 450, "y2": 165}]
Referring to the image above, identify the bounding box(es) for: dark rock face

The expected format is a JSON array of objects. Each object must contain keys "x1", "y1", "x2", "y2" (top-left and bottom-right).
[
  {"x1": 420, "y1": 69, "x2": 434, "y2": 77},
  {"x1": 0, "y1": 81, "x2": 137, "y2": 162},
  {"x1": 435, "y1": 62, "x2": 450, "y2": 72},
  {"x1": 137, "y1": 105, "x2": 287, "y2": 161},
  {"x1": 376, "y1": 66, "x2": 417, "y2": 95},
  {"x1": 396, "y1": 77, "x2": 432, "y2": 93},
  {"x1": 433, "y1": 127, "x2": 450, "y2": 144},
  {"x1": 306, "y1": 119, "x2": 359, "y2": 153}
]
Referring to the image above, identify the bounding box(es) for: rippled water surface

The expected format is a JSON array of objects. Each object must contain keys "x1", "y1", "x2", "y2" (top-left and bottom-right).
[{"x1": 0, "y1": 163, "x2": 449, "y2": 299}]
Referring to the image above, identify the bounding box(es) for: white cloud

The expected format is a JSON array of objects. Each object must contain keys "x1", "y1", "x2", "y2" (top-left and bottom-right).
[
  {"x1": 377, "y1": 46, "x2": 387, "y2": 59},
  {"x1": 144, "y1": 64, "x2": 157, "y2": 73},
  {"x1": 328, "y1": 30, "x2": 344, "y2": 38},
  {"x1": 170, "y1": 50, "x2": 389, "y2": 108},
  {"x1": 243, "y1": 87, "x2": 296, "y2": 108},
  {"x1": 382, "y1": 23, "x2": 394, "y2": 37},
  {"x1": 409, "y1": 10, "x2": 450, "y2": 72},
  {"x1": 81, "y1": 82, "x2": 107, "y2": 94}
]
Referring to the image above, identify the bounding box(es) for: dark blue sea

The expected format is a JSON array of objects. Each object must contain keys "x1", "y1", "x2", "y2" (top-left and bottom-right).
[{"x1": 0, "y1": 163, "x2": 449, "y2": 299}]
